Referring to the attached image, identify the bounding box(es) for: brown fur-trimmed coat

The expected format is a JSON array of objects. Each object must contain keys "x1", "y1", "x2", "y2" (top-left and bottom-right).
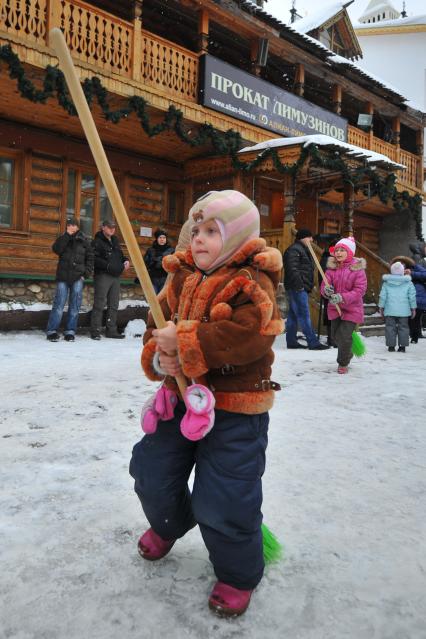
[{"x1": 141, "y1": 238, "x2": 284, "y2": 414}]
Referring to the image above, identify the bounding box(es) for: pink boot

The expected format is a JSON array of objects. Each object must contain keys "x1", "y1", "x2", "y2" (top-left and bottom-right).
[
  {"x1": 208, "y1": 581, "x2": 253, "y2": 617},
  {"x1": 137, "y1": 528, "x2": 176, "y2": 561},
  {"x1": 180, "y1": 384, "x2": 215, "y2": 441},
  {"x1": 337, "y1": 366, "x2": 349, "y2": 374}
]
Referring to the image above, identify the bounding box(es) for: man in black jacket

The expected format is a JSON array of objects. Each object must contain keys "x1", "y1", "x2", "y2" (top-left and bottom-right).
[
  {"x1": 283, "y1": 228, "x2": 329, "y2": 350},
  {"x1": 90, "y1": 219, "x2": 130, "y2": 339},
  {"x1": 46, "y1": 217, "x2": 94, "y2": 342}
]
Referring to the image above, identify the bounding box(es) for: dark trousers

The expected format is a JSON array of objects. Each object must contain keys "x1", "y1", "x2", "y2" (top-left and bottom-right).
[
  {"x1": 151, "y1": 276, "x2": 167, "y2": 294},
  {"x1": 90, "y1": 272, "x2": 120, "y2": 334},
  {"x1": 409, "y1": 309, "x2": 424, "y2": 342},
  {"x1": 46, "y1": 278, "x2": 83, "y2": 335},
  {"x1": 129, "y1": 402, "x2": 269, "y2": 590},
  {"x1": 331, "y1": 318, "x2": 356, "y2": 367},
  {"x1": 385, "y1": 316, "x2": 409, "y2": 348}
]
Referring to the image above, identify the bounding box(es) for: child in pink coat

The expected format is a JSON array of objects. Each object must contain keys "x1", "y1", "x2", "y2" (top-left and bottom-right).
[{"x1": 320, "y1": 238, "x2": 367, "y2": 373}]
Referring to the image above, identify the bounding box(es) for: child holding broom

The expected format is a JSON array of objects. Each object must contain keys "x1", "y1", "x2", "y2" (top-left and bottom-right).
[
  {"x1": 129, "y1": 190, "x2": 283, "y2": 617},
  {"x1": 320, "y1": 237, "x2": 367, "y2": 374}
]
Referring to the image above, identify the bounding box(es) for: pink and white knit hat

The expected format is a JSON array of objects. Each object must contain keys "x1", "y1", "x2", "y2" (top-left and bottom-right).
[
  {"x1": 330, "y1": 237, "x2": 356, "y2": 259},
  {"x1": 188, "y1": 190, "x2": 260, "y2": 272}
]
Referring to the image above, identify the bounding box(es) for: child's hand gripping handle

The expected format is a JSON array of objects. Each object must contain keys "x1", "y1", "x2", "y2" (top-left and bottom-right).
[
  {"x1": 49, "y1": 28, "x2": 187, "y2": 394},
  {"x1": 306, "y1": 240, "x2": 342, "y2": 316}
]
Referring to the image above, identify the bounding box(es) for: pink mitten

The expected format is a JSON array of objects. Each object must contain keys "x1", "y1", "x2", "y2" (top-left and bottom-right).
[
  {"x1": 154, "y1": 385, "x2": 178, "y2": 421},
  {"x1": 181, "y1": 384, "x2": 215, "y2": 441},
  {"x1": 141, "y1": 393, "x2": 159, "y2": 434}
]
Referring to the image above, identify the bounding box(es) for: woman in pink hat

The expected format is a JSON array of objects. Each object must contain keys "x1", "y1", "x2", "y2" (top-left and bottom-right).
[{"x1": 320, "y1": 237, "x2": 367, "y2": 373}]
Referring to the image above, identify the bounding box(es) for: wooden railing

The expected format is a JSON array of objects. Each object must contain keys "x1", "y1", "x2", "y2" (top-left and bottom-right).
[
  {"x1": 356, "y1": 240, "x2": 389, "y2": 305},
  {"x1": 140, "y1": 30, "x2": 198, "y2": 101},
  {"x1": 348, "y1": 125, "x2": 422, "y2": 191},
  {"x1": 0, "y1": 0, "x2": 199, "y2": 102},
  {"x1": 261, "y1": 228, "x2": 284, "y2": 253}
]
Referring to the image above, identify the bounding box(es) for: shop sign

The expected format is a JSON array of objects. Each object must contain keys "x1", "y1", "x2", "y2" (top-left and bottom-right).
[{"x1": 200, "y1": 55, "x2": 348, "y2": 141}]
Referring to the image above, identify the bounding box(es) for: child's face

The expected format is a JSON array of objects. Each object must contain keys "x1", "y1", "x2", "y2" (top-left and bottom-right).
[
  {"x1": 191, "y1": 219, "x2": 223, "y2": 271},
  {"x1": 334, "y1": 247, "x2": 348, "y2": 263}
]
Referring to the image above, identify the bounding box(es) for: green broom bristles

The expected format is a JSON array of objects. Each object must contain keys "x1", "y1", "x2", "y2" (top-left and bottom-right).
[
  {"x1": 262, "y1": 523, "x2": 283, "y2": 563},
  {"x1": 351, "y1": 331, "x2": 366, "y2": 357}
]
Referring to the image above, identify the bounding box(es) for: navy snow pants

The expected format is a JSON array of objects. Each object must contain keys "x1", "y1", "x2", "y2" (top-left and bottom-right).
[{"x1": 129, "y1": 401, "x2": 269, "y2": 590}]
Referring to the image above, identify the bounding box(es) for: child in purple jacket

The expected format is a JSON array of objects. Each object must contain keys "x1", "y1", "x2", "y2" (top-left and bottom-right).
[{"x1": 320, "y1": 238, "x2": 367, "y2": 374}]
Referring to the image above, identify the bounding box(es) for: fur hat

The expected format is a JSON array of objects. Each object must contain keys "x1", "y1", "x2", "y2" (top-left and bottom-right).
[
  {"x1": 390, "y1": 261, "x2": 405, "y2": 276},
  {"x1": 188, "y1": 190, "x2": 260, "y2": 272},
  {"x1": 154, "y1": 228, "x2": 167, "y2": 240},
  {"x1": 330, "y1": 237, "x2": 356, "y2": 259}
]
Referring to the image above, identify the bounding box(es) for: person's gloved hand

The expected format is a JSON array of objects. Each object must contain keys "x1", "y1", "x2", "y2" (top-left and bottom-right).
[
  {"x1": 330, "y1": 293, "x2": 343, "y2": 305},
  {"x1": 323, "y1": 284, "x2": 334, "y2": 297},
  {"x1": 411, "y1": 309, "x2": 417, "y2": 319}
]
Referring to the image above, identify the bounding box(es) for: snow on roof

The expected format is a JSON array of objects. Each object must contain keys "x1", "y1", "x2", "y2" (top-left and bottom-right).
[
  {"x1": 328, "y1": 52, "x2": 406, "y2": 99},
  {"x1": 291, "y1": 1, "x2": 348, "y2": 35},
  {"x1": 238, "y1": 134, "x2": 406, "y2": 170},
  {"x1": 355, "y1": 14, "x2": 426, "y2": 29}
]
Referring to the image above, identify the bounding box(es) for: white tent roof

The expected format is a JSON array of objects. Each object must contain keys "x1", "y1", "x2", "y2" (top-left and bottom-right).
[{"x1": 238, "y1": 134, "x2": 405, "y2": 170}]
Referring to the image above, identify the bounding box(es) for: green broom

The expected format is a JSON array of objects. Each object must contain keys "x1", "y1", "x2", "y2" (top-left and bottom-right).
[
  {"x1": 262, "y1": 523, "x2": 284, "y2": 563},
  {"x1": 352, "y1": 330, "x2": 367, "y2": 357},
  {"x1": 306, "y1": 241, "x2": 366, "y2": 358}
]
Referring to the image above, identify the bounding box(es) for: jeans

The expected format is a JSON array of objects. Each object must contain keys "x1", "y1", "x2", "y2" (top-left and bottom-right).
[
  {"x1": 46, "y1": 279, "x2": 84, "y2": 336},
  {"x1": 151, "y1": 276, "x2": 166, "y2": 294},
  {"x1": 129, "y1": 402, "x2": 269, "y2": 590},
  {"x1": 285, "y1": 289, "x2": 320, "y2": 347}
]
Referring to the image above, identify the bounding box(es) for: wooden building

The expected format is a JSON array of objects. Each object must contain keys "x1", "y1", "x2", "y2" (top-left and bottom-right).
[{"x1": 0, "y1": 0, "x2": 424, "y2": 315}]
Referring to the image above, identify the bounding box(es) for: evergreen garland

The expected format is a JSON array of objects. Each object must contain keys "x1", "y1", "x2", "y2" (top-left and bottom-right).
[{"x1": 0, "y1": 43, "x2": 422, "y2": 239}]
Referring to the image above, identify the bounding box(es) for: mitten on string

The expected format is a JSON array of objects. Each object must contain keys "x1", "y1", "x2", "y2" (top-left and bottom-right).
[
  {"x1": 154, "y1": 385, "x2": 178, "y2": 421},
  {"x1": 141, "y1": 393, "x2": 159, "y2": 434},
  {"x1": 141, "y1": 385, "x2": 178, "y2": 434},
  {"x1": 181, "y1": 384, "x2": 215, "y2": 441}
]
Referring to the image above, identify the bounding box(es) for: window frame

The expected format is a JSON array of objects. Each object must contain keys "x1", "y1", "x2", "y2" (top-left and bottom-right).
[
  {"x1": 0, "y1": 147, "x2": 28, "y2": 235},
  {"x1": 63, "y1": 161, "x2": 116, "y2": 236}
]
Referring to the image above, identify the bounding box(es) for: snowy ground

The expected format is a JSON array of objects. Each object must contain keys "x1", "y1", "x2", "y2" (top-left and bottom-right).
[{"x1": 1, "y1": 330, "x2": 425, "y2": 639}]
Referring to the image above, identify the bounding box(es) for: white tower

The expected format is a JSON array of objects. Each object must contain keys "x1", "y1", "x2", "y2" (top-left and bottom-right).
[{"x1": 358, "y1": 0, "x2": 400, "y2": 24}]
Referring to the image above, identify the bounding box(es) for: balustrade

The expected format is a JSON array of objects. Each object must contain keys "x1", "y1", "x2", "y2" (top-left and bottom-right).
[{"x1": 0, "y1": 0, "x2": 199, "y2": 102}]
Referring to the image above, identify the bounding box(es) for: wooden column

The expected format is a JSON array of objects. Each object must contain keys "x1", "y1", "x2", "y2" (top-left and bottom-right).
[
  {"x1": 416, "y1": 128, "x2": 424, "y2": 191},
  {"x1": 365, "y1": 101, "x2": 374, "y2": 149},
  {"x1": 198, "y1": 10, "x2": 209, "y2": 53},
  {"x1": 250, "y1": 40, "x2": 261, "y2": 77},
  {"x1": 131, "y1": 1, "x2": 143, "y2": 82},
  {"x1": 343, "y1": 182, "x2": 355, "y2": 236},
  {"x1": 332, "y1": 84, "x2": 342, "y2": 115},
  {"x1": 294, "y1": 64, "x2": 305, "y2": 97},
  {"x1": 282, "y1": 175, "x2": 296, "y2": 250},
  {"x1": 46, "y1": 0, "x2": 62, "y2": 45}
]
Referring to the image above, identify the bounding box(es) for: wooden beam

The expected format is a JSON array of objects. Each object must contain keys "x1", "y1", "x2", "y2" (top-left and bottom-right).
[
  {"x1": 198, "y1": 9, "x2": 209, "y2": 53},
  {"x1": 332, "y1": 84, "x2": 342, "y2": 115},
  {"x1": 294, "y1": 64, "x2": 305, "y2": 97}
]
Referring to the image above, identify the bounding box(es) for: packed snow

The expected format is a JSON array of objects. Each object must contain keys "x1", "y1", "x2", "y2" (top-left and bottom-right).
[{"x1": 1, "y1": 329, "x2": 425, "y2": 638}]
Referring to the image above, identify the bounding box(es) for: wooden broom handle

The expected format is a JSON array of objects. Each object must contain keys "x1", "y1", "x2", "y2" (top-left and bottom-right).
[
  {"x1": 305, "y1": 240, "x2": 342, "y2": 316},
  {"x1": 49, "y1": 28, "x2": 187, "y2": 394}
]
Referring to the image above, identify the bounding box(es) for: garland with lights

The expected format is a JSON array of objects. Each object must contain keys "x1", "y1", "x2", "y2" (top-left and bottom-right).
[{"x1": 0, "y1": 43, "x2": 422, "y2": 238}]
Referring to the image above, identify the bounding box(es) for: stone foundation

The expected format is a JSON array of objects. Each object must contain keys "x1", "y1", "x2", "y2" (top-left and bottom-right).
[
  {"x1": 0, "y1": 278, "x2": 144, "y2": 308},
  {"x1": 0, "y1": 278, "x2": 147, "y2": 331}
]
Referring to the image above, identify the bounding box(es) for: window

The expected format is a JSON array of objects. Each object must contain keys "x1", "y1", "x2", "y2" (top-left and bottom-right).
[
  {"x1": 167, "y1": 187, "x2": 185, "y2": 225},
  {"x1": 66, "y1": 167, "x2": 113, "y2": 236},
  {"x1": 0, "y1": 158, "x2": 14, "y2": 227}
]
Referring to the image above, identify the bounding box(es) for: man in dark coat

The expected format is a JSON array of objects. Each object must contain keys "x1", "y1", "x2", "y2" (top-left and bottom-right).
[
  {"x1": 144, "y1": 229, "x2": 174, "y2": 293},
  {"x1": 90, "y1": 219, "x2": 130, "y2": 339},
  {"x1": 283, "y1": 228, "x2": 329, "y2": 350},
  {"x1": 46, "y1": 217, "x2": 94, "y2": 342}
]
